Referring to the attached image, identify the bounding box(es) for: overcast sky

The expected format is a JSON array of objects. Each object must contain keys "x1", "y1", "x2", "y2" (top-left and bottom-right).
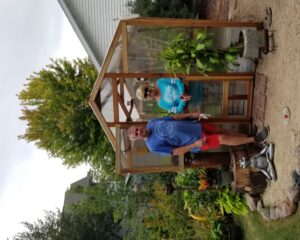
[{"x1": 0, "y1": 1, "x2": 89, "y2": 239}]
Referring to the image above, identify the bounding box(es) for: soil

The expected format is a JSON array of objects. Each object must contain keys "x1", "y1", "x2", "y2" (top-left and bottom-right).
[
  {"x1": 201, "y1": 0, "x2": 300, "y2": 206},
  {"x1": 228, "y1": 0, "x2": 300, "y2": 206}
]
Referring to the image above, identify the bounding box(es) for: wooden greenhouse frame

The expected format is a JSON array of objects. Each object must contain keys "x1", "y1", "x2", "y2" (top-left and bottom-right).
[{"x1": 89, "y1": 17, "x2": 263, "y2": 174}]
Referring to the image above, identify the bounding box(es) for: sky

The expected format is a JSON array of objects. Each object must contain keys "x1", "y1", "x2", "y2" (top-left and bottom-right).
[{"x1": 0, "y1": 0, "x2": 90, "y2": 239}]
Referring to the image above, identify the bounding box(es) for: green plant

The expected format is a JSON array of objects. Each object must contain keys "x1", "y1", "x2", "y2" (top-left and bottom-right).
[
  {"x1": 161, "y1": 30, "x2": 240, "y2": 74},
  {"x1": 18, "y1": 58, "x2": 115, "y2": 173},
  {"x1": 210, "y1": 219, "x2": 229, "y2": 240},
  {"x1": 142, "y1": 181, "x2": 199, "y2": 239},
  {"x1": 127, "y1": 0, "x2": 195, "y2": 19},
  {"x1": 183, "y1": 190, "x2": 220, "y2": 221},
  {"x1": 175, "y1": 168, "x2": 206, "y2": 189},
  {"x1": 217, "y1": 187, "x2": 248, "y2": 216},
  {"x1": 235, "y1": 208, "x2": 300, "y2": 240}
]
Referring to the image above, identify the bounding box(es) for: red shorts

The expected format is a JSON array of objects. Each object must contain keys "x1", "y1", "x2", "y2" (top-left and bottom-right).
[{"x1": 201, "y1": 124, "x2": 220, "y2": 150}]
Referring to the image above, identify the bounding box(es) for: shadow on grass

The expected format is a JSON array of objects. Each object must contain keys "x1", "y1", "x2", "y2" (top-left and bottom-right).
[{"x1": 234, "y1": 207, "x2": 300, "y2": 240}]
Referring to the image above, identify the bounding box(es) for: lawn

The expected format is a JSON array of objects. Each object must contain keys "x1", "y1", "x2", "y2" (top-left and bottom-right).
[{"x1": 235, "y1": 207, "x2": 300, "y2": 240}]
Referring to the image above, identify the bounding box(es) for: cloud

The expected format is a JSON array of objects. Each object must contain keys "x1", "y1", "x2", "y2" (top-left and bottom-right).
[
  {"x1": 51, "y1": 16, "x2": 87, "y2": 60},
  {"x1": 0, "y1": 149, "x2": 89, "y2": 239},
  {"x1": 0, "y1": 1, "x2": 89, "y2": 239},
  {"x1": 0, "y1": 0, "x2": 64, "y2": 195}
]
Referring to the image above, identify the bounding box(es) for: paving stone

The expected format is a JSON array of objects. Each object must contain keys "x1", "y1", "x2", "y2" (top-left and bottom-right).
[
  {"x1": 252, "y1": 73, "x2": 268, "y2": 128},
  {"x1": 258, "y1": 109, "x2": 265, "y2": 120},
  {"x1": 260, "y1": 74, "x2": 268, "y2": 86},
  {"x1": 253, "y1": 91, "x2": 260, "y2": 107},
  {"x1": 252, "y1": 108, "x2": 257, "y2": 120},
  {"x1": 260, "y1": 94, "x2": 267, "y2": 110},
  {"x1": 255, "y1": 77, "x2": 260, "y2": 90},
  {"x1": 259, "y1": 83, "x2": 267, "y2": 94},
  {"x1": 255, "y1": 118, "x2": 264, "y2": 128}
]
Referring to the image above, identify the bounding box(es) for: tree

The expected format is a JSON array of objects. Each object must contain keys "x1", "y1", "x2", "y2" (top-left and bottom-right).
[
  {"x1": 127, "y1": 0, "x2": 195, "y2": 19},
  {"x1": 12, "y1": 209, "x2": 122, "y2": 240},
  {"x1": 68, "y1": 172, "x2": 154, "y2": 240},
  {"x1": 18, "y1": 58, "x2": 114, "y2": 173}
]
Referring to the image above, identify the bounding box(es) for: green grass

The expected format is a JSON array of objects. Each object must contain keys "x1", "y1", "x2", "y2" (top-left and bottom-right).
[{"x1": 234, "y1": 207, "x2": 300, "y2": 240}]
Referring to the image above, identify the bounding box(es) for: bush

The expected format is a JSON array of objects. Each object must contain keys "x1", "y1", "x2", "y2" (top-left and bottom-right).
[
  {"x1": 161, "y1": 31, "x2": 240, "y2": 74},
  {"x1": 127, "y1": 0, "x2": 195, "y2": 19}
]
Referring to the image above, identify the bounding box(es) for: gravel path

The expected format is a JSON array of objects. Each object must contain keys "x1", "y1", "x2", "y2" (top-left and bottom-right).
[{"x1": 229, "y1": 0, "x2": 300, "y2": 206}]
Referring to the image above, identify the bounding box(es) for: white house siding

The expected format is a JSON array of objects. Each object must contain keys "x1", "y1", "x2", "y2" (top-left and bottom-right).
[{"x1": 58, "y1": 0, "x2": 131, "y2": 70}]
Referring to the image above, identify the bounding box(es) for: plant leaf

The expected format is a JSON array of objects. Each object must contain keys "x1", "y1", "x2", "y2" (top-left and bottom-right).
[
  {"x1": 196, "y1": 59, "x2": 205, "y2": 70},
  {"x1": 196, "y1": 43, "x2": 205, "y2": 51}
]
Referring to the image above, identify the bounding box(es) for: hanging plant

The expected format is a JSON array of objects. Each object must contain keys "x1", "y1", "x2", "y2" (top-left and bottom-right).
[{"x1": 161, "y1": 30, "x2": 241, "y2": 74}]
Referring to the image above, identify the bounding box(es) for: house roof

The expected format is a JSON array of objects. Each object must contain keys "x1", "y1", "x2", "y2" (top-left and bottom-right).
[{"x1": 58, "y1": 0, "x2": 131, "y2": 70}]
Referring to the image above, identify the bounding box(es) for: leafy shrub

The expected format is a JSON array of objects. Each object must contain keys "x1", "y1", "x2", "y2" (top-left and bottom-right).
[
  {"x1": 210, "y1": 219, "x2": 229, "y2": 240},
  {"x1": 175, "y1": 168, "x2": 206, "y2": 189},
  {"x1": 217, "y1": 187, "x2": 248, "y2": 216},
  {"x1": 161, "y1": 30, "x2": 240, "y2": 74},
  {"x1": 127, "y1": 0, "x2": 195, "y2": 19}
]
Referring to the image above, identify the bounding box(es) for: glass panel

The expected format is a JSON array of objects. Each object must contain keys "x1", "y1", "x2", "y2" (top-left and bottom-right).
[
  {"x1": 131, "y1": 140, "x2": 177, "y2": 167},
  {"x1": 228, "y1": 81, "x2": 248, "y2": 116},
  {"x1": 100, "y1": 78, "x2": 114, "y2": 122},
  {"x1": 107, "y1": 34, "x2": 123, "y2": 73},
  {"x1": 126, "y1": 26, "x2": 255, "y2": 74},
  {"x1": 228, "y1": 100, "x2": 247, "y2": 115},
  {"x1": 127, "y1": 26, "x2": 192, "y2": 73},
  {"x1": 118, "y1": 128, "x2": 180, "y2": 172},
  {"x1": 125, "y1": 77, "x2": 168, "y2": 120},
  {"x1": 110, "y1": 127, "x2": 116, "y2": 136},
  {"x1": 187, "y1": 81, "x2": 223, "y2": 116},
  {"x1": 116, "y1": 79, "x2": 140, "y2": 122},
  {"x1": 229, "y1": 81, "x2": 248, "y2": 95}
]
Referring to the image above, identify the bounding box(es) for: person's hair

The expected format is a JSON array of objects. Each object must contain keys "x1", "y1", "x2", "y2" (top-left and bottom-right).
[
  {"x1": 127, "y1": 126, "x2": 137, "y2": 141},
  {"x1": 136, "y1": 86, "x2": 147, "y2": 101}
]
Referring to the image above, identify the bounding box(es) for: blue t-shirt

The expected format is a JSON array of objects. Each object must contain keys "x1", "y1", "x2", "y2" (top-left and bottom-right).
[
  {"x1": 156, "y1": 78, "x2": 186, "y2": 113},
  {"x1": 145, "y1": 117, "x2": 202, "y2": 155}
]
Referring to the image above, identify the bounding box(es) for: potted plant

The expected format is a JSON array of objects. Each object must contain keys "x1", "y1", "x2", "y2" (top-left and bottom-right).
[
  {"x1": 161, "y1": 30, "x2": 241, "y2": 74},
  {"x1": 239, "y1": 30, "x2": 264, "y2": 59}
]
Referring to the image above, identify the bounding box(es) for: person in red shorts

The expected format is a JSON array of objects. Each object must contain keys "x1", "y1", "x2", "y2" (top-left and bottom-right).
[
  {"x1": 201, "y1": 123, "x2": 220, "y2": 151},
  {"x1": 128, "y1": 112, "x2": 269, "y2": 156}
]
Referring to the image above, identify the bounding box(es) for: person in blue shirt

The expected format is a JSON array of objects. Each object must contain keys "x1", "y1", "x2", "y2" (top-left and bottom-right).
[
  {"x1": 127, "y1": 112, "x2": 269, "y2": 156},
  {"x1": 136, "y1": 78, "x2": 191, "y2": 113}
]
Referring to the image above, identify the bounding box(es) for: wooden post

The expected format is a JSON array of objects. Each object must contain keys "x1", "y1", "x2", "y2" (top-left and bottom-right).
[
  {"x1": 121, "y1": 21, "x2": 129, "y2": 73},
  {"x1": 223, "y1": 81, "x2": 229, "y2": 117},
  {"x1": 105, "y1": 72, "x2": 254, "y2": 80},
  {"x1": 107, "y1": 121, "x2": 148, "y2": 128},
  {"x1": 112, "y1": 78, "x2": 119, "y2": 122},
  {"x1": 124, "y1": 18, "x2": 264, "y2": 30},
  {"x1": 247, "y1": 79, "x2": 254, "y2": 118}
]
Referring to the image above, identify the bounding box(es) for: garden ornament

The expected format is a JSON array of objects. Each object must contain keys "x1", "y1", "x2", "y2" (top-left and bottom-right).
[
  {"x1": 239, "y1": 143, "x2": 277, "y2": 181},
  {"x1": 264, "y1": 7, "x2": 272, "y2": 28}
]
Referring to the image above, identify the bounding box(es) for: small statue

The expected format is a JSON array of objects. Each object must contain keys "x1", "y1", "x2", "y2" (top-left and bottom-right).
[{"x1": 239, "y1": 143, "x2": 276, "y2": 181}]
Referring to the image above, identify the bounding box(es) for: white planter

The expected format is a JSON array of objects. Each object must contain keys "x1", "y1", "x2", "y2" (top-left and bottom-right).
[{"x1": 241, "y1": 30, "x2": 264, "y2": 59}]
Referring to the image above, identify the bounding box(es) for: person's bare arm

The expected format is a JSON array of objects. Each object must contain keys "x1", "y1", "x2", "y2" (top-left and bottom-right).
[
  {"x1": 172, "y1": 112, "x2": 201, "y2": 120},
  {"x1": 172, "y1": 139, "x2": 203, "y2": 156}
]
